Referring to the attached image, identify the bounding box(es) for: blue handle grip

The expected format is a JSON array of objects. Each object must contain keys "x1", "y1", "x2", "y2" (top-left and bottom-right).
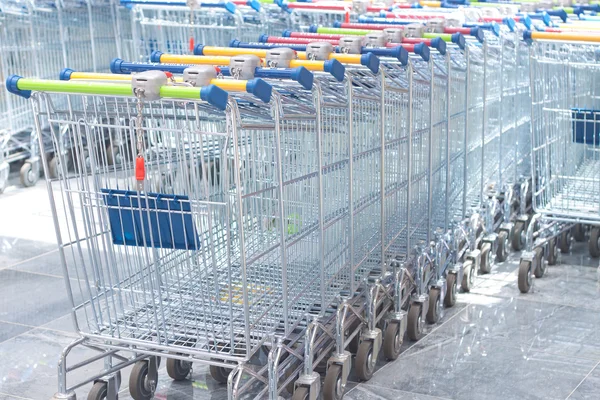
[
  {"x1": 503, "y1": 17, "x2": 516, "y2": 32},
  {"x1": 574, "y1": 4, "x2": 600, "y2": 13},
  {"x1": 282, "y1": 29, "x2": 292, "y2": 37},
  {"x1": 119, "y1": 0, "x2": 237, "y2": 13},
  {"x1": 245, "y1": 78, "x2": 271, "y2": 102},
  {"x1": 412, "y1": 43, "x2": 430, "y2": 62},
  {"x1": 520, "y1": 12, "x2": 551, "y2": 26},
  {"x1": 360, "y1": 53, "x2": 380, "y2": 74},
  {"x1": 200, "y1": 85, "x2": 228, "y2": 110},
  {"x1": 544, "y1": 9, "x2": 568, "y2": 22},
  {"x1": 309, "y1": 25, "x2": 319, "y2": 33},
  {"x1": 323, "y1": 59, "x2": 345, "y2": 82},
  {"x1": 247, "y1": 0, "x2": 260, "y2": 11},
  {"x1": 259, "y1": 34, "x2": 269, "y2": 42},
  {"x1": 359, "y1": 46, "x2": 408, "y2": 65},
  {"x1": 357, "y1": 16, "x2": 414, "y2": 25},
  {"x1": 332, "y1": 21, "x2": 342, "y2": 28},
  {"x1": 463, "y1": 22, "x2": 500, "y2": 37},
  {"x1": 221, "y1": 66, "x2": 314, "y2": 90},
  {"x1": 230, "y1": 40, "x2": 307, "y2": 51},
  {"x1": 451, "y1": 33, "x2": 467, "y2": 49},
  {"x1": 519, "y1": 15, "x2": 532, "y2": 30},
  {"x1": 429, "y1": 37, "x2": 446, "y2": 55},
  {"x1": 111, "y1": 58, "x2": 190, "y2": 74}
]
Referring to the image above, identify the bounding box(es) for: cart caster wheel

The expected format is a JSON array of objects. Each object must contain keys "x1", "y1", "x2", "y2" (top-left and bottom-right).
[
  {"x1": 209, "y1": 365, "x2": 230, "y2": 384},
  {"x1": 166, "y1": 357, "x2": 192, "y2": 381},
  {"x1": 496, "y1": 231, "x2": 509, "y2": 262},
  {"x1": 518, "y1": 259, "x2": 533, "y2": 293},
  {"x1": 323, "y1": 363, "x2": 344, "y2": 400},
  {"x1": 511, "y1": 221, "x2": 526, "y2": 251},
  {"x1": 407, "y1": 304, "x2": 423, "y2": 341},
  {"x1": 589, "y1": 228, "x2": 600, "y2": 258},
  {"x1": 547, "y1": 238, "x2": 558, "y2": 266},
  {"x1": 479, "y1": 242, "x2": 492, "y2": 274},
  {"x1": 383, "y1": 320, "x2": 403, "y2": 360},
  {"x1": 292, "y1": 386, "x2": 309, "y2": 400},
  {"x1": 20, "y1": 162, "x2": 38, "y2": 187},
  {"x1": 355, "y1": 340, "x2": 376, "y2": 381},
  {"x1": 129, "y1": 360, "x2": 155, "y2": 400},
  {"x1": 87, "y1": 381, "x2": 108, "y2": 400},
  {"x1": 426, "y1": 288, "x2": 441, "y2": 324},
  {"x1": 461, "y1": 260, "x2": 475, "y2": 293},
  {"x1": 574, "y1": 224, "x2": 586, "y2": 242},
  {"x1": 444, "y1": 273, "x2": 457, "y2": 307},
  {"x1": 559, "y1": 230, "x2": 571, "y2": 254},
  {"x1": 533, "y1": 247, "x2": 546, "y2": 278}
]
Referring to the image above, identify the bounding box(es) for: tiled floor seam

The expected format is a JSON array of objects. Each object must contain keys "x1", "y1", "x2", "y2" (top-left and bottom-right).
[
  {"x1": 565, "y1": 359, "x2": 600, "y2": 399},
  {"x1": 346, "y1": 383, "x2": 453, "y2": 399},
  {"x1": 0, "y1": 392, "x2": 34, "y2": 400},
  {"x1": 0, "y1": 319, "x2": 77, "y2": 345}
]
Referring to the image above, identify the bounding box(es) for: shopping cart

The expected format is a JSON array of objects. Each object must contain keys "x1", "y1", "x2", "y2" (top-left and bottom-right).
[
  {"x1": 123, "y1": 0, "x2": 274, "y2": 60},
  {"x1": 517, "y1": 30, "x2": 600, "y2": 293}
]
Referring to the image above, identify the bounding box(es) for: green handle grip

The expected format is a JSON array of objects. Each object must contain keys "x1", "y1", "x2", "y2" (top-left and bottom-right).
[{"x1": 317, "y1": 27, "x2": 371, "y2": 35}]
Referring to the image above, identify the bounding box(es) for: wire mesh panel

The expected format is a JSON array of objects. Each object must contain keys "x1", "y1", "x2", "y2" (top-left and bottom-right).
[
  {"x1": 482, "y1": 37, "x2": 502, "y2": 197},
  {"x1": 515, "y1": 37, "x2": 531, "y2": 184},
  {"x1": 447, "y1": 46, "x2": 468, "y2": 223},
  {"x1": 128, "y1": 3, "x2": 259, "y2": 61},
  {"x1": 499, "y1": 32, "x2": 518, "y2": 192},
  {"x1": 530, "y1": 40, "x2": 600, "y2": 223}
]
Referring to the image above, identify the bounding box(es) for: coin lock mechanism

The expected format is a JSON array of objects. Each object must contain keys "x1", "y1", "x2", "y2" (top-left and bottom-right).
[
  {"x1": 338, "y1": 36, "x2": 364, "y2": 54},
  {"x1": 364, "y1": 32, "x2": 387, "y2": 47},
  {"x1": 306, "y1": 42, "x2": 335, "y2": 60},
  {"x1": 425, "y1": 19, "x2": 446, "y2": 33},
  {"x1": 183, "y1": 65, "x2": 218, "y2": 87},
  {"x1": 384, "y1": 28, "x2": 404, "y2": 44},
  {"x1": 229, "y1": 55, "x2": 261, "y2": 79},
  {"x1": 131, "y1": 70, "x2": 168, "y2": 101},
  {"x1": 404, "y1": 24, "x2": 424, "y2": 39},
  {"x1": 265, "y1": 48, "x2": 296, "y2": 68}
]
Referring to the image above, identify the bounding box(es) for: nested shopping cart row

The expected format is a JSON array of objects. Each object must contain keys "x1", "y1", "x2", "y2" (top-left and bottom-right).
[{"x1": 0, "y1": 0, "x2": 126, "y2": 193}]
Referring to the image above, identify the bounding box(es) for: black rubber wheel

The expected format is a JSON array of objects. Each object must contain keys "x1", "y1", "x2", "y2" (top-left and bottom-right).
[
  {"x1": 129, "y1": 360, "x2": 153, "y2": 400},
  {"x1": 209, "y1": 365, "x2": 230, "y2": 384},
  {"x1": 479, "y1": 243, "x2": 492, "y2": 274},
  {"x1": 512, "y1": 221, "x2": 525, "y2": 251},
  {"x1": 589, "y1": 228, "x2": 600, "y2": 258},
  {"x1": 383, "y1": 321, "x2": 403, "y2": 360},
  {"x1": 444, "y1": 273, "x2": 457, "y2": 307},
  {"x1": 559, "y1": 230, "x2": 572, "y2": 254},
  {"x1": 533, "y1": 247, "x2": 546, "y2": 279},
  {"x1": 166, "y1": 358, "x2": 192, "y2": 381},
  {"x1": 461, "y1": 260, "x2": 474, "y2": 292},
  {"x1": 496, "y1": 231, "x2": 509, "y2": 262},
  {"x1": 292, "y1": 386, "x2": 309, "y2": 400},
  {"x1": 20, "y1": 162, "x2": 38, "y2": 187},
  {"x1": 547, "y1": 239, "x2": 558, "y2": 266},
  {"x1": 87, "y1": 382, "x2": 107, "y2": 400},
  {"x1": 426, "y1": 288, "x2": 441, "y2": 324},
  {"x1": 574, "y1": 224, "x2": 586, "y2": 242},
  {"x1": 518, "y1": 259, "x2": 532, "y2": 294},
  {"x1": 407, "y1": 304, "x2": 423, "y2": 341},
  {"x1": 323, "y1": 363, "x2": 344, "y2": 400},
  {"x1": 355, "y1": 340, "x2": 376, "y2": 381}
]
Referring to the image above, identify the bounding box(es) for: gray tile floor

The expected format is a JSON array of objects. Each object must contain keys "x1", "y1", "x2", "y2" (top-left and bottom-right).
[{"x1": 0, "y1": 174, "x2": 599, "y2": 400}]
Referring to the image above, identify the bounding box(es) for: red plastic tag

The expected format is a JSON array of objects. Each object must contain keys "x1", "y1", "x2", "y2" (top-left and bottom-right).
[{"x1": 135, "y1": 156, "x2": 145, "y2": 181}]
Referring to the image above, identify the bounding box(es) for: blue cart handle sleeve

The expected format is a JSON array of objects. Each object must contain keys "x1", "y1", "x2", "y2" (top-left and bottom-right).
[
  {"x1": 429, "y1": 37, "x2": 446, "y2": 55},
  {"x1": 360, "y1": 46, "x2": 408, "y2": 65},
  {"x1": 503, "y1": 18, "x2": 516, "y2": 32},
  {"x1": 360, "y1": 53, "x2": 380, "y2": 74},
  {"x1": 452, "y1": 33, "x2": 467, "y2": 49},
  {"x1": 200, "y1": 85, "x2": 228, "y2": 110},
  {"x1": 412, "y1": 43, "x2": 430, "y2": 62},
  {"x1": 60, "y1": 68, "x2": 74, "y2": 80},
  {"x1": 6, "y1": 75, "x2": 31, "y2": 99},
  {"x1": 111, "y1": 58, "x2": 188, "y2": 74},
  {"x1": 323, "y1": 59, "x2": 345, "y2": 82},
  {"x1": 247, "y1": 0, "x2": 260, "y2": 11},
  {"x1": 231, "y1": 41, "x2": 308, "y2": 51},
  {"x1": 520, "y1": 15, "x2": 532, "y2": 30},
  {"x1": 309, "y1": 25, "x2": 319, "y2": 33},
  {"x1": 259, "y1": 34, "x2": 269, "y2": 42},
  {"x1": 246, "y1": 78, "x2": 271, "y2": 102},
  {"x1": 254, "y1": 66, "x2": 313, "y2": 90},
  {"x1": 544, "y1": 9, "x2": 567, "y2": 22},
  {"x1": 282, "y1": 29, "x2": 292, "y2": 37}
]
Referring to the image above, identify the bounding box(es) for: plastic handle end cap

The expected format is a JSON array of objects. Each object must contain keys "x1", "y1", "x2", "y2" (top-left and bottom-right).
[
  {"x1": 194, "y1": 44, "x2": 206, "y2": 55},
  {"x1": 246, "y1": 78, "x2": 272, "y2": 103},
  {"x1": 361, "y1": 53, "x2": 380, "y2": 74},
  {"x1": 6, "y1": 75, "x2": 31, "y2": 99},
  {"x1": 200, "y1": 85, "x2": 228, "y2": 111},
  {"x1": 414, "y1": 43, "x2": 430, "y2": 62},
  {"x1": 150, "y1": 51, "x2": 163, "y2": 63},
  {"x1": 292, "y1": 66, "x2": 314, "y2": 90},
  {"x1": 110, "y1": 58, "x2": 124, "y2": 74},
  {"x1": 60, "y1": 68, "x2": 74, "y2": 81},
  {"x1": 324, "y1": 59, "x2": 345, "y2": 82},
  {"x1": 309, "y1": 25, "x2": 318, "y2": 33},
  {"x1": 430, "y1": 37, "x2": 446, "y2": 55}
]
